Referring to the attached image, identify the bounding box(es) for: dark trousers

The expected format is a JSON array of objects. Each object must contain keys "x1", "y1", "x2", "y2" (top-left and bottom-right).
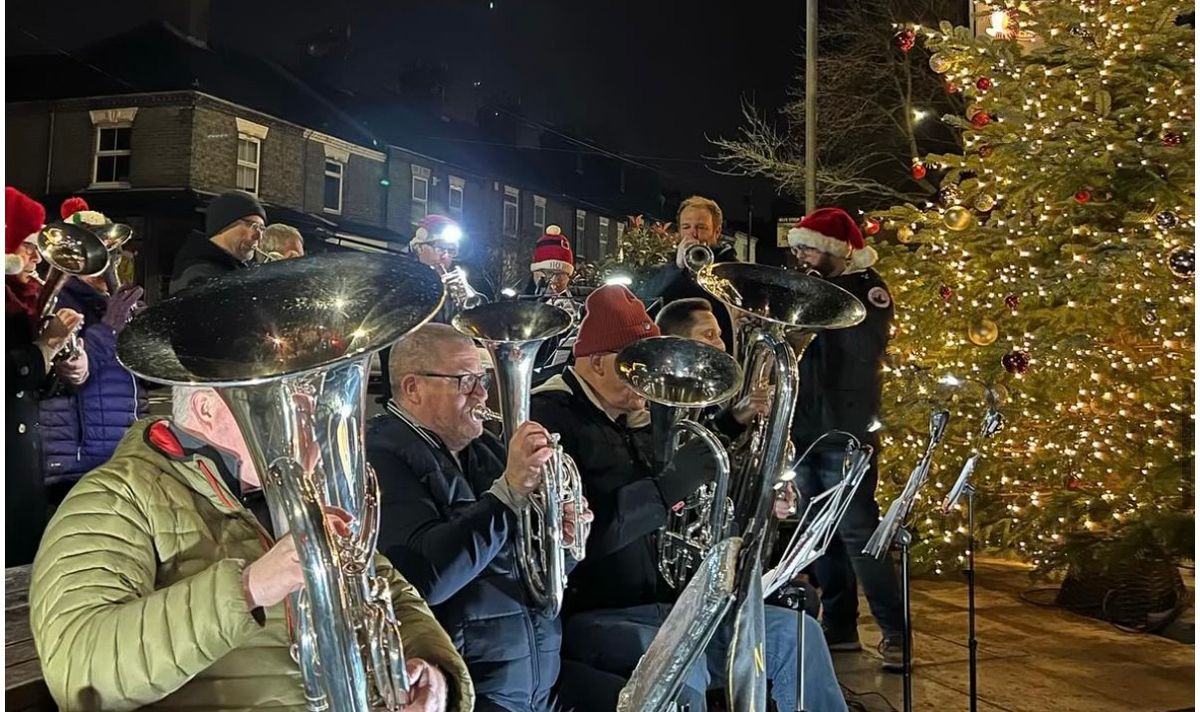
[{"x1": 796, "y1": 447, "x2": 905, "y2": 641}]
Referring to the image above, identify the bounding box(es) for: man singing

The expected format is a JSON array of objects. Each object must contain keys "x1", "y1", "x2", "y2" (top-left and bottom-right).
[
  {"x1": 531, "y1": 285, "x2": 846, "y2": 711},
  {"x1": 367, "y1": 323, "x2": 593, "y2": 712},
  {"x1": 31, "y1": 386, "x2": 473, "y2": 711}
]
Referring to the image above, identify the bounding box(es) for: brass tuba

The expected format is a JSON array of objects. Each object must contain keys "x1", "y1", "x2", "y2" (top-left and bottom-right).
[
  {"x1": 452, "y1": 300, "x2": 587, "y2": 617},
  {"x1": 117, "y1": 253, "x2": 446, "y2": 711},
  {"x1": 35, "y1": 221, "x2": 110, "y2": 358},
  {"x1": 615, "y1": 335, "x2": 741, "y2": 588}
]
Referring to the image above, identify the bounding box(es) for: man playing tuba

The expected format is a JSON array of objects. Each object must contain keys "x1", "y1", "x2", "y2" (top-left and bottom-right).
[
  {"x1": 366, "y1": 323, "x2": 593, "y2": 712},
  {"x1": 30, "y1": 386, "x2": 473, "y2": 712}
]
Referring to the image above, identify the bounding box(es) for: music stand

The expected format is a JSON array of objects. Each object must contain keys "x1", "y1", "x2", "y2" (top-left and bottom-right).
[
  {"x1": 863, "y1": 411, "x2": 950, "y2": 712},
  {"x1": 939, "y1": 408, "x2": 1003, "y2": 712}
]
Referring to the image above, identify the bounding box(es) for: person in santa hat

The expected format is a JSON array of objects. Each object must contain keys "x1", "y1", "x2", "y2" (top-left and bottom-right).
[
  {"x1": 40, "y1": 197, "x2": 148, "y2": 505},
  {"x1": 523, "y1": 226, "x2": 584, "y2": 385},
  {"x1": 787, "y1": 206, "x2": 906, "y2": 671},
  {"x1": 5, "y1": 187, "x2": 89, "y2": 565}
]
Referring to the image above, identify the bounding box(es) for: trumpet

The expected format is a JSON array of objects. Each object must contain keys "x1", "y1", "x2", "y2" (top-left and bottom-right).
[
  {"x1": 683, "y1": 243, "x2": 714, "y2": 273},
  {"x1": 453, "y1": 301, "x2": 586, "y2": 616},
  {"x1": 438, "y1": 264, "x2": 485, "y2": 310}
]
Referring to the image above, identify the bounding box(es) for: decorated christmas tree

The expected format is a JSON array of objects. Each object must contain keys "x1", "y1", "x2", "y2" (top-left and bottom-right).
[{"x1": 870, "y1": 2, "x2": 1195, "y2": 575}]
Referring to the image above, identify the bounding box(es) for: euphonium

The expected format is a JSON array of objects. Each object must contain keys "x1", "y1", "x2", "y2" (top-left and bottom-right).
[
  {"x1": 438, "y1": 264, "x2": 485, "y2": 310},
  {"x1": 117, "y1": 253, "x2": 446, "y2": 711},
  {"x1": 615, "y1": 336, "x2": 741, "y2": 588},
  {"x1": 35, "y1": 221, "x2": 110, "y2": 359},
  {"x1": 452, "y1": 300, "x2": 587, "y2": 617}
]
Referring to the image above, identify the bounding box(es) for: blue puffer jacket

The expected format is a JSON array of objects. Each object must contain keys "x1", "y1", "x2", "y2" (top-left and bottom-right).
[{"x1": 39, "y1": 279, "x2": 147, "y2": 485}]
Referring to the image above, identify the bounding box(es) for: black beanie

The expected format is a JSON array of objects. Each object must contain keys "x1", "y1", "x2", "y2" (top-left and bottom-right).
[{"x1": 205, "y1": 190, "x2": 266, "y2": 237}]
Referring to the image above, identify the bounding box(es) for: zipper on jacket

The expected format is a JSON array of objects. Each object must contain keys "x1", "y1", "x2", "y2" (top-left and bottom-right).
[{"x1": 522, "y1": 606, "x2": 539, "y2": 708}]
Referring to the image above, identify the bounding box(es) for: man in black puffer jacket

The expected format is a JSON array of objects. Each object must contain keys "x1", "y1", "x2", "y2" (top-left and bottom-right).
[
  {"x1": 169, "y1": 190, "x2": 265, "y2": 294},
  {"x1": 366, "y1": 323, "x2": 593, "y2": 712}
]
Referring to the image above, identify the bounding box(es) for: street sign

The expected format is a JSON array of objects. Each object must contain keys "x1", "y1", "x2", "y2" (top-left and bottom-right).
[{"x1": 776, "y1": 217, "x2": 801, "y2": 248}]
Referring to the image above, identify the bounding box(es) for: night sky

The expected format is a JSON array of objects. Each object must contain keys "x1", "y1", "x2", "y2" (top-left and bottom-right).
[{"x1": 8, "y1": 0, "x2": 817, "y2": 222}]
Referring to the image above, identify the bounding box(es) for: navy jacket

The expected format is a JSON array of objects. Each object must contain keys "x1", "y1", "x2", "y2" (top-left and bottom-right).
[
  {"x1": 639, "y1": 241, "x2": 740, "y2": 352},
  {"x1": 169, "y1": 231, "x2": 250, "y2": 295},
  {"x1": 530, "y1": 370, "x2": 675, "y2": 615},
  {"x1": 791, "y1": 268, "x2": 893, "y2": 450},
  {"x1": 39, "y1": 279, "x2": 148, "y2": 485},
  {"x1": 366, "y1": 408, "x2": 561, "y2": 712},
  {"x1": 6, "y1": 301, "x2": 50, "y2": 565}
]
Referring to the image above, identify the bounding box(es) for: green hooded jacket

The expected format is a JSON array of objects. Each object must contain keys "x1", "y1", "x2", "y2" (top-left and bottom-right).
[{"x1": 30, "y1": 419, "x2": 475, "y2": 711}]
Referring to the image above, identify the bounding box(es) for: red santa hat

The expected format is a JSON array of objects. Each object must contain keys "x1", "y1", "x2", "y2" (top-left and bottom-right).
[
  {"x1": 787, "y1": 207, "x2": 878, "y2": 272},
  {"x1": 530, "y1": 226, "x2": 574, "y2": 274},
  {"x1": 5, "y1": 187, "x2": 46, "y2": 275},
  {"x1": 411, "y1": 214, "x2": 463, "y2": 247}
]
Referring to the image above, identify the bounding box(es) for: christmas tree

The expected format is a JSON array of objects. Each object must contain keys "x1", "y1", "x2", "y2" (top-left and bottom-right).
[
  {"x1": 870, "y1": 2, "x2": 1195, "y2": 574},
  {"x1": 575, "y1": 215, "x2": 678, "y2": 288}
]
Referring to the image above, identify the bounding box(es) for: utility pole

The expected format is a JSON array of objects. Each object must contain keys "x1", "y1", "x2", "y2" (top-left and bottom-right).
[{"x1": 804, "y1": 0, "x2": 818, "y2": 216}]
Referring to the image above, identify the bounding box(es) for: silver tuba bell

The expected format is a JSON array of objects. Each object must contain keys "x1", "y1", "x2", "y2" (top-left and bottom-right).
[
  {"x1": 615, "y1": 336, "x2": 741, "y2": 588},
  {"x1": 117, "y1": 253, "x2": 447, "y2": 711},
  {"x1": 452, "y1": 300, "x2": 588, "y2": 617}
]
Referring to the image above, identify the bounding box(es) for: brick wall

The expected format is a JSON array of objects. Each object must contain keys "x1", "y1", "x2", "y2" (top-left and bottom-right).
[
  {"x1": 47, "y1": 109, "x2": 94, "y2": 194},
  {"x1": 259, "y1": 124, "x2": 305, "y2": 209},
  {"x1": 341, "y1": 154, "x2": 386, "y2": 227},
  {"x1": 190, "y1": 106, "x2": 236, "y2": 194},
  {"x1": 130, "y1": 105, "x2": 193, "y2": 188},
  {"x1": 5, "y1": 105, "x2": 51, "y2": 196}
]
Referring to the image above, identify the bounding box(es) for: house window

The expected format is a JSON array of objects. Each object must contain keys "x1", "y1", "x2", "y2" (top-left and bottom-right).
[
  {"x1": 598, "y1": 217, "x2": 610, "y2": 258},
  {"x1": 93, "y1": 126, "x2": 132, "y2": 186},
  {"x1": 324, "y1": 160, "x2": 344, "y2": 213},
  {"x1": 503, "y1": 186, "x2": 520, "y2": 237},
  {"x1": 412, "y1": 165, "x2": 431, "y2": 223},
  {"x1": 449, "y1": 175, "x2": 465, "y2": 218},
  {"x1": 575, "y1": 209, "x2": 587, "y2": 259},
  {"x1": 533, "y1": 195, "x2": 547, "y2": 231},
  {"x1": 236, "y1": 136, "x2": 261, "y2": 194}
]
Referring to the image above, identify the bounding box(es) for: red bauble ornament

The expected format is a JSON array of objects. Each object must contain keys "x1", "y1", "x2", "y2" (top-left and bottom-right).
[
  {"x1": 1162, "y1": 132, "x2": 1183, "y2": 147},
  {"x1": 911, "y1": 163, "x2": 927, "y2": 180},
  {"x1": 939, "y1": 284, "x2": 954, "y2": 301},
  {"x1": 970, "y1": 111, "x2": 992, "y2": 128},
  {"x1": 977, "y1": 145, "x2": 994, "y2": 159},
  {"x1": 1004, "y1": 293, "x2": 1020, "y2": 310},
  {"x1": 945, "y1": 81, "x2": 960, "y2": 94},
  {"x1": 1074, "y1": 190, "x2": 1091, "y2": 204},
  {"x1": 1065, "y1": 475, "x2": 1081, "y2": 491},
  {"x1": 895, "y1": 29, "x2": 916, "y2": 52},
  {"x1": 1001, "y1": 350, "x2": 1031, "y2": 374},
  {"x1": 864, "y1": 218, "x2": 882, "y2": 236},
  {"x1": 976, "y1": 77, "x2": 993, "y2": 91}
]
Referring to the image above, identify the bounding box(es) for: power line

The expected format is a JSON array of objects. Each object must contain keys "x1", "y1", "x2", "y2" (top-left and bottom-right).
[{"x1": 15, "y1": 27, "x2": 139, "y2": 91}]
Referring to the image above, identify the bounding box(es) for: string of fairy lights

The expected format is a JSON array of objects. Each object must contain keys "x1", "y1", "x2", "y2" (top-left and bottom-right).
[{"x1": 870, "y1": 0, "x2": 1194, "y2": 571}]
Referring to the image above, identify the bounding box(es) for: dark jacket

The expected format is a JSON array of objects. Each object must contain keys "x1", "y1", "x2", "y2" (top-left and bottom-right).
[
  {"x1": 7, "y1": 283, "x2": 50, "y2": 565},
  {"x1": 639, "y1": 242, "x2": 740, "y2": 352},
  {"x1": 530, "y1": 369, "x2": 675, "y2": 614},
  {"x1": 791, "y1": 268, "x2": 893, "y2": 450},
  {"x1": 366, "y1": 407, "x2": 561, "y2": 712},
  {"x1": 39, "y1": 279, "x2": 148, "y2": 486},
  {"x1": 169, "y1": 231, "x2": 250, "y2": 294}
]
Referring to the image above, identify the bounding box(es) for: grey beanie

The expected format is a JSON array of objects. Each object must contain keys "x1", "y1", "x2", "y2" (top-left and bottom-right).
[{"x1": 205, "y1": 190, "x2": 266, "y2": 237}]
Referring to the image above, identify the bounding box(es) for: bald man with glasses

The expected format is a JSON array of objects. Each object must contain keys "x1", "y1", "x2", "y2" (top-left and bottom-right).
[{"x1": 366, "y1": 323, "x2": 593, "y2": 712}]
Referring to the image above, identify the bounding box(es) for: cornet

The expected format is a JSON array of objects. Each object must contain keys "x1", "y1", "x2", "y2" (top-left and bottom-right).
[
  {"x1": 254, "y1": 245, "x2": 286, "y2": 263},
  {"x1": 683, "y1": 243, "x2": 714, "y2": 273},
  {"x1": 438, "y1": 264, "x2": 485, "y2": 310}
]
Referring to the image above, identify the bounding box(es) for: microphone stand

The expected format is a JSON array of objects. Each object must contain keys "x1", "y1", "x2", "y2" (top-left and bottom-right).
[
  {"x1": 940, "y1": 407, "x2": 1003, "y2": 712},
  {"x1": 863, "y1": 410, "x2": 950, "y2": 712}
]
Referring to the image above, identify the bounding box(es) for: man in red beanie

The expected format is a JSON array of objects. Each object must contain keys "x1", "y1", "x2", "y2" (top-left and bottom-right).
[
  {"x1": 5, "y1": 187, "x2": 89, "y2": 564},
  {"x1": 788, "y1": 207, "x2": 905, "y2": 671}
]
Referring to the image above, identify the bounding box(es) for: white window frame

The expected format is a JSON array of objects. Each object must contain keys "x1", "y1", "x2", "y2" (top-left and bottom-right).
[
  {"x1": 89, "y1": 108, "x2": 137, "y2": 188},
  {"x1": 323, "y1": 159, "x2": 344, "y2": 214},
  {"x1": 533, "y1": 195, "x2": 547, "y2": 231},
  {"x1": 503, "y1": 186, "x2": 520, "y2": 238},
  {"x1": 236, "y1": 135, "x2": 261, "y2": 194},
  {"x1": 598, "y1": 216, "x2": 610, "y2": 257},
  {"x1": 448, "y1": 175, "x2": 465, "y2": 217},
  {"x1": 575, "y1": 209, "x2": 587, "y2": 259},
  {"x1": 411, "y1": 165, "x2": 431, "y2": 223}
]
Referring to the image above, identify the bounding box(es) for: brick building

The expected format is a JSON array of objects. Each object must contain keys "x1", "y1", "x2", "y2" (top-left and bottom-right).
[{"x1": 6, "y1": 21, "x2": 660, "y2": 302}]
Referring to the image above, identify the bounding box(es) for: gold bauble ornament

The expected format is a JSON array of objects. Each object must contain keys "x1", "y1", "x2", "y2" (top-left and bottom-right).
[
  {"x1": 973, "y1": 193, "x2": 996, "y2": 212},
  {"x1": 944, "y1": 205, "x2": 974, "y2": 231},
  {"x1": 929, "y1": 53, "x2": 952, "y2": 73},
  {"x1": 896, "y1": 225, "x2": 916, "y2": 243},
  {"x1": 967, "y1": 317, "x2": 999, "y2": 346}
]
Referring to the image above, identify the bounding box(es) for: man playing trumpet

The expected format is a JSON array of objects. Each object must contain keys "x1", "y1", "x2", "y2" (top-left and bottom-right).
[{"x1": 367, "y1": 323, "x2": 593, "y2": 712}]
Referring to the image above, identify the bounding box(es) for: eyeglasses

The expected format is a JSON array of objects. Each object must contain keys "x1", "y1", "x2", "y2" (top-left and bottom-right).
[
  {"x1": 414, "y1": 371, "x2": 492, "y2": 394},
  {"x1": 425, "y1": 243, "x2": 459, "y2": 258},
  {"x1": 239, "y1": 219, "x2": 266, "y2": 235}
]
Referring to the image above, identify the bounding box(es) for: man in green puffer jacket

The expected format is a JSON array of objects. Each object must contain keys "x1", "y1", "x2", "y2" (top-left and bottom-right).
[{"x1": 30, "y1": 385, "x2": 475, "y2": 712}]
